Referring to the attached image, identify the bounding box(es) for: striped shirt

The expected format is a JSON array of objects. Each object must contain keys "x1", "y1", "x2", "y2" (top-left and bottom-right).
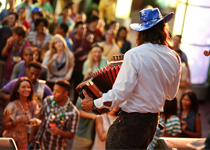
[
  {"x1": 148, "y1": 115, "x2": 182, "y2": 150},
  {"x1": 36, "y1": 96, "x2": 79, "y2": 150}
]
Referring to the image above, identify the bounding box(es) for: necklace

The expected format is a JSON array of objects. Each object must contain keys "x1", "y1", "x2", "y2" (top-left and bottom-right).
[
  {"x1": 12, "y1": 38, "x2": 26, "y2": 57},
  {"x1": 11, "y1": 38, "x2": 26, "y2": 64},
  {"x1": 34, "y1": 32, "x2": 46, "y2": 48},
  {"x1": 50, "y1": 100, "x2": 68, "y2": 128},
  {"x1": 18, "y1": 100, "x2": 30, "y2": 117}
]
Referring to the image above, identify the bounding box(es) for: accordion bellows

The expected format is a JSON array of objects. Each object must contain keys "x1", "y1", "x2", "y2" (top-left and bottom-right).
[{"x1": 76, "y1": 55, "x2": 124, "y2": 114}]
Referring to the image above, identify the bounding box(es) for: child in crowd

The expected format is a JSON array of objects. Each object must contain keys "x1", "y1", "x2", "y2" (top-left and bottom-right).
[
  {"x1": 92, "y1": 106, "x2": 120, "y2": 150},
  {"x1": 33, "y1": 48, "x2": 41, "y2": 62},
  {"x1": 17, "y1": 7, "x2": 30, "y2": 33},
  {"x1": 179, "y1": 90, "x2": 202, "y2": 138},
  {"x1": 148, "y1": 98, "x2": 182, "y2": 150}
]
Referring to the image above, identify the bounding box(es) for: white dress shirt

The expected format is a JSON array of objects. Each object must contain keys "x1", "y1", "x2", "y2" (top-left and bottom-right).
[
  {"x1": 176, "y1": 64, "x2": 188, "y2": 106},
  {"x1": 94, "y1": 43, "x2": 181, "y2": 113}
]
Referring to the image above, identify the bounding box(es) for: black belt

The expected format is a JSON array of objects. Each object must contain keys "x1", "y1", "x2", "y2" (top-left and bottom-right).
[
  {"x1": 119, "y1": 110, "x2": 158, "y2": 117},
  {"x1": 119, "y1": 110, "x2": 164, "y2": 130}
]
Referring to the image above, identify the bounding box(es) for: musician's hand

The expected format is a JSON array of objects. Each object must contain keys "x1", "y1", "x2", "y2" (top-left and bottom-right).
[{"x1": 81, "y1": 90, "x2": 94, "y2": 111}]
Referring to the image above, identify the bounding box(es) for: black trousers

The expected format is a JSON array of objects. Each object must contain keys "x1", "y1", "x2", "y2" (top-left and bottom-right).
[{"x1": 106, "y1": 111, "x2": 158, "y2": 149}]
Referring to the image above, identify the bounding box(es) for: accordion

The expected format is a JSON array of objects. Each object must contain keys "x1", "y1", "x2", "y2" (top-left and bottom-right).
[{"x1": 76, "y1": 55, "x2": 124, "y2": 114}]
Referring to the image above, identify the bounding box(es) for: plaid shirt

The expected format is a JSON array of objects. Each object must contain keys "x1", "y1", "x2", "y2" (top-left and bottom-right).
[{"x1": 36, "y1": 96, "x2": 79, "y2": 150}]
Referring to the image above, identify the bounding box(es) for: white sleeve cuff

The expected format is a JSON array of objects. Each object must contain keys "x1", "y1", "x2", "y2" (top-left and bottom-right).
[{"x1": 94, "y1": 98, "x2": 105, "y2": 109}]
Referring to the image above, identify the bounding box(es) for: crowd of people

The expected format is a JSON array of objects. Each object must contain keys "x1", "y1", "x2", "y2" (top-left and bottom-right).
[{"x1": 0, "y1": 0, "x2": 203, "y2": 149}]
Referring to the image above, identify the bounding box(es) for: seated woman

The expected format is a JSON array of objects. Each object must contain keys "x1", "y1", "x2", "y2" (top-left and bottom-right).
[
  {"x1": 82, "y1": 44, "x2": 107, "y2": 79},
  {"x1": 92, "y1": 106, "x2": 120, "y2": 150},
  {"x1": 2, "y1": 77, "x2": 40, "y2": 149},
  {"x1": 179, "y1": 90, "x2": 202, "y2": 138},
  {"x1": 148, "y1": 98, "x2": 182, "y2": 150},
  {"x1": 116, "y1": 26, "x2": 131, "y2": 54},
  {"x1": 42, "y1": 34, "x2": 74, "y2": 90},
  {"x1": 26, "y1": 18, "x2": 52, "y2": 61}
]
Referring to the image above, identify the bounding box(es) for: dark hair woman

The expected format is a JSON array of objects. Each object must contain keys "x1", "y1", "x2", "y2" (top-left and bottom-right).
[
  {"x1": 179, "y1": 90, "x2": 202, "y2": 138},
  {"x1": 26, "y1": 18, "x2": 52, "y2": 62},
  {"x1": 2, "y1": 77, "x2": 40, "y2": 149},
  {"x1": 116, "y1": 26, "x2": 131, "y2": 54},
  {"x1": 148, "y1": 98, "x2": 182, "y2": 149}
]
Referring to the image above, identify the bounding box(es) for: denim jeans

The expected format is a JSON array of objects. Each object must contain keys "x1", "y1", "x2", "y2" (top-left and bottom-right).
[{"x1": 106, "y1": 111, "x2": 158, "y2": 149}]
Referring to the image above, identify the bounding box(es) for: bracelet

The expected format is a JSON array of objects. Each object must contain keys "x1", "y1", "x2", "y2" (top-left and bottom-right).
[{"x1": 11, "y1": 120, "x2": 15, "y2": 127}]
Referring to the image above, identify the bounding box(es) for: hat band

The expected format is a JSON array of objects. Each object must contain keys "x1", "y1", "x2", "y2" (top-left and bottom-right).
[{"x1": 139, "y1": 17, "x2": 161, "y2": 24}]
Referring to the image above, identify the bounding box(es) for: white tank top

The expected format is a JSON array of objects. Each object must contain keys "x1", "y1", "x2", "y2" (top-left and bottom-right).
[{"x1": 92, "y1": 114, "x2": 116, "y2": 150}]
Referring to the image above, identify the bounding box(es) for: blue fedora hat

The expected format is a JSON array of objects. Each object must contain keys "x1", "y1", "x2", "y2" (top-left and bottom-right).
[{"x1": 130, "y1": 8, "x2": 174, "y2": 31}]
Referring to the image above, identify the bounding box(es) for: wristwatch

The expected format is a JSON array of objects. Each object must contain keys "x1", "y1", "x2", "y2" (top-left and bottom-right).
[{"x1": 92, "y1": 101, "x2": 97, "y2": 110}]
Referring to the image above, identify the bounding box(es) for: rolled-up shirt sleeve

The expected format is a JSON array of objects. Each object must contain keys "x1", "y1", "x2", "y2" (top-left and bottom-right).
[{"x1": 94, "y1": 51, "x2": 140, "y2": 109}]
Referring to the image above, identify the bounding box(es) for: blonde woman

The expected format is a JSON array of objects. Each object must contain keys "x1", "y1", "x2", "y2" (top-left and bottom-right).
[
  {"x1": 42, "y1": 34, "x2": 74, "y2": 89},
  {"x1": 82, "y1": 44, "x2": 107, "y2": 79},
  {"x1": 17, "y1": 7, "x2": 31, "y2": 33}
]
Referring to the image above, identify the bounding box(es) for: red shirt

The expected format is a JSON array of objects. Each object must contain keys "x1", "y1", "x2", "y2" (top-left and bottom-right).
[
  {"x1": 4, "y1": 39, "x2": 31, "y2": 80},
  {"x1": 22, "y1": 20, "x2": 31, "y2": 30},
  {"x1": 86, "y1": 25, "x2": 103, "y2": 44},
  {"x1": 70, "y1": 34, "x2": 91, "y2": 72}
]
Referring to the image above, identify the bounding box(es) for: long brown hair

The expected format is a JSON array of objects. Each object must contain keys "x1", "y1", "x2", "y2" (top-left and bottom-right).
[
  {"x1": 180, "y1": 90, "x2": 199, "y2": 114},
  {"x1": 116, "y1": 26, "x2": 128, "y2": 42},
  {"x1": 10, "y1": 77, "x2": 34, "y2": 102},
  {"x1": 18, "y1": 7, "x2": 27, "y2": 21},
  {"x1": 136, "y1": 20, "x2": 171, "y2": 47}
]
